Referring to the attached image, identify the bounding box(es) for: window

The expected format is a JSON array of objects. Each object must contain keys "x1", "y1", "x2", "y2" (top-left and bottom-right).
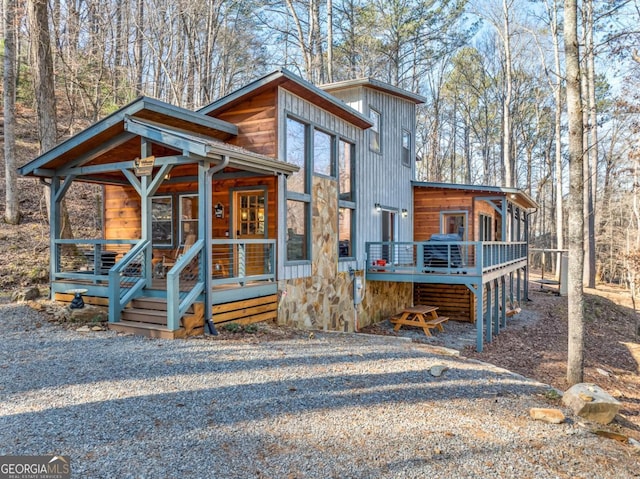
[
  {"x1": 179, "y1": 194, "x2": 198, "y2": 245},
  {"x1": 338, "y1": 140, "x2": 353, "y2": 202},
  {"x1": 238, "y1": 193, "x2": 265, "y2": 235},
  {"x1": 287, "y1": 200, "x2": 307, "y2": 261},
  {"x1": 338, "y1": 208, "x2": 352, "y2": 258},
  {"x1": 151, "y1": 196, "x2": 173, "y2": 246},
  {"x1": 338, "y1": 139, "x2": 355, "y2": 259},
  {"x1": 479, "y1": 214, "x2": 492, "y2": 241},
  {"x1": 369, "y1": 107, "x2": 381, "y2": 153},
  {"x1": 314, "y1": 128, "x2": 334, "y2": 176},
  {"x1": 441, "y1": 212, "x2": 466, "y2": 238},
  {"x1": 402, "y1": 129, "x2": 411, "y2": 167},
  {"x1": 286, "y1": 117, "x2": 306, "y2": 194},
  {"x1": 285, "y1": 116, "x2": 311, "y2": 261}
]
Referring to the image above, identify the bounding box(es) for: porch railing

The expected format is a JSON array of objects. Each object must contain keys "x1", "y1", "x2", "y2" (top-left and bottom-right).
[
  {"x1": 53, "y1": 238, "x2": 138, "y2": 282},
  {"x1": 210, "y1": 239, "x2": 276, "y2": 286},
  {"x1": 108, "y1": 240, "x2": 151, "y2": 323},
  {"x1": 166, "y1": 239, "x2": 206, "y2": 331},
  {"x1": 365, "y1": 241, "x2": 528, "y2": 276}
]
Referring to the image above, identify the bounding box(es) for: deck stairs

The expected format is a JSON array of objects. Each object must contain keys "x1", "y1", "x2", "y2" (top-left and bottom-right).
[{"x1": 109, "y1": 297, "x2": 205, "y2": 339}]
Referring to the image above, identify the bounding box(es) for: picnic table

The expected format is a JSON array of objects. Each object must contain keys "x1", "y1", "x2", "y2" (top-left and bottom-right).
[{"x1": 389, "y1": 305, "x2": 449, "y2": 337}]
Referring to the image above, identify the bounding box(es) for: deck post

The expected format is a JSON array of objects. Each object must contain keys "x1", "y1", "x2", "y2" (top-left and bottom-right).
[
  {"x1": 486, "y1": 282, "x2": 493, "y2": 343},
  {"x1": 476, "y1": 283, "x2": 484, "y2": 352},
  {"x1": 493, "y1": 278, "x2": 500, "y2": 335},
  {"x1": 139, "y1": 140, "x2": 153, "y2": 289},
  {"x1": 500, "y1": 275, "x2": 507, "y2": 328},
  {"x1": 501, "y1": 200, "x2": 508, "y2": 242},
  {"x1": 49, "y1": 177, "x2": 60, "y2": 294}
]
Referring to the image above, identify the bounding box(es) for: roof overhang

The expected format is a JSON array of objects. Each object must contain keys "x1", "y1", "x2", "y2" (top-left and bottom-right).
[
  {"x1": 19, "y1": 97, "x2": 239, "y2": 178},
  {"x1": 321, "y1": 78, "x2": 427, "y2": 104},
  {"x1": 198, "y1": 69, "x2": 373, "y2": 130},
  {"x1": 412, "y1": 181, "x2": 538, "y2": 211}
]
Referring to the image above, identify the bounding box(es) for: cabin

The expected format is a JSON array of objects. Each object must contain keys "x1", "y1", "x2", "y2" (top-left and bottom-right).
[{"x1": 19, "y1": 68, "x2": 536, "y2": 351}]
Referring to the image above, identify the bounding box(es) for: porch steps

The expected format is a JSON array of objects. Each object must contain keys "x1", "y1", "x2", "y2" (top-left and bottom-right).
[{"x1": 109, "y1": 297, "x2": 204, "y2": 339}]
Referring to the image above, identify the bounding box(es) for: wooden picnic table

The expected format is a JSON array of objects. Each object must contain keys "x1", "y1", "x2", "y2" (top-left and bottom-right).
[{"x1": 389, "y1": 305, "x2": 449, "y2": 337}]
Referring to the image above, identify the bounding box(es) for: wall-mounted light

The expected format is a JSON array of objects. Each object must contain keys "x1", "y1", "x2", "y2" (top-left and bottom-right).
[
  {"x1": 401, "y1": 208, "x2": 408, "y2": 218},
  {"x1": 375, "y1": 203, "x2": 381, "y2": 211}
]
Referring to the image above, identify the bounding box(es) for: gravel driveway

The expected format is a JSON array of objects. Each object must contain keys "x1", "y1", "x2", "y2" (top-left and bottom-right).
[{"x1": 1, "y1": 302, "x2": 637, "y2": 478}]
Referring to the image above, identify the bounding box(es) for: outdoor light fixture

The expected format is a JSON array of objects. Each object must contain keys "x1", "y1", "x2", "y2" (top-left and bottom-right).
[
  {"x1": 402, "y1": 208, "x2": 408, "y2": 218},
  {"x1": 375, "y1": 203, "x2": 381, "y2": 211}
]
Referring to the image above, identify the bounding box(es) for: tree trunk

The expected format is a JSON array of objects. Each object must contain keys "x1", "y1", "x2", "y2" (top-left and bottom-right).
[
  {"x1": 28, "y1": 0, "x2": 74, "y2": 241},
  {"x1": 502, "y1": 0, "x2": 514, "y2": 188},
  {"x1": 4, "y1": 0, "x2": 20, "y2": 224},
  {"x1": 564, "y1": 0, "x2": 585, "y2": 386},
  {"x1": 584, "y1": 0, "x2": 597, "y2": 287},
  {"x1": 327, "y1": 0, "x2": 333, "y2": 83}
]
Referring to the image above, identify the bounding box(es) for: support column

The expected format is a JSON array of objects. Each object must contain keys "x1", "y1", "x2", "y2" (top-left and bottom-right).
[
  {"x1": 500, "y1": 275, "x2": 507, "y2": 328},
  {"x1": 486, "y1": 283, "x2": 493, "y2": 343},
  {"x1": 139, "y1": 141, "x2": 153, "y2": 288},
  {"x1": 199, "y1": 161, "x2": 213, "y2": 333},
  {"x1": 475, "y1": 284, "x2": 484, "y2": 352},
  {"x1": 493, "y1": 279, "x2": 500, "y2": 335},
  {"x1": 49, "y1": 177, "x2": 61, "y2": 297}
]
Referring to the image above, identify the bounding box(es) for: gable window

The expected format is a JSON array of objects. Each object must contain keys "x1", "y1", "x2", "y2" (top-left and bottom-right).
[
  {"x1": 313, "y1": 128, "x2": 334, "y2": 177},
  {"x1": 151, "y1": 196, "x2": 173, "y2": 246},
  {"x1": 369, "y1": 107, "x2": 381, "y2": 153},
  {"x1": 286, "y1": 117, "x2": 307, "y2": 194},
  {"x1": 402, "y1": 129, "x2": 411, "y2": 167}
]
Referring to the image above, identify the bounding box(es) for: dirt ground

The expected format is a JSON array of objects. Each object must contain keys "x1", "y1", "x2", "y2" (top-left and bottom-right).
[{"x1": 458, "y1": 284, "x2": 640, "y2": 441}]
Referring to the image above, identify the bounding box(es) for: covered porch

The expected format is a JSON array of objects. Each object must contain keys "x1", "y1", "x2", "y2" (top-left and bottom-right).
[{"x1": 19, "y1": 97, "x2": 297, "y2": 337}]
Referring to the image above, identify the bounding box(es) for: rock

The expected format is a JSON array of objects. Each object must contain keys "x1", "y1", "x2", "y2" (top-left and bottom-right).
[
  {"x1": 75, "y1": 325, "x2": 91, "y2": 332},
  {"x1": 91, "y1": 325, "x2": 105, "y2": 331},
  {"x1": 593, "y1": 429, "x2": 628, "y2": 443},
  {"x1": 595, "y1": 367, "x2": 610, "y2": 377},
  {"x1": 430, "y1": 365, "x2": 449, "y2": 377},
  {"x1": 529, "y1": 408, "x2": 565, "y2": 424},
  {"x1": 69, "y1": 305, "x2": 107, "y2": 323},
  {"x1": 11, "y1": 287, "x2": 41, "y2": 302},
  {"x1": 562, "y1": 383, "x2": 621, "y2": 424}
]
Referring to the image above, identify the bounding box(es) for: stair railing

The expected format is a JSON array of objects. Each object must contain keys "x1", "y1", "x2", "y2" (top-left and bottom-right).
[
  {"x1": 108, "y1": 240, "x2": 151, "y2": 323},
  {"x1": 166, "y1": 239, "x2": 205, "y2": 331}
]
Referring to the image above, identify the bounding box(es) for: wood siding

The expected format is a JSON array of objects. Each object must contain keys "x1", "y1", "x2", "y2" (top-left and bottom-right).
[
  {"x1": 414, "y1": 283, "x2": 475, "y2": 323},
  {"x1": 413, "y1": 187, "x2": 476, "y2": 241},
  {"x1": 213, "y1": 87, "x2": 278, "y2": 157}
]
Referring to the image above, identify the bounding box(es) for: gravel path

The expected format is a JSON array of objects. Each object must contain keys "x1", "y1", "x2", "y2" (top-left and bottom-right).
[{"x1": 1, "y1": 302, "x2": 638, "y2": 478}]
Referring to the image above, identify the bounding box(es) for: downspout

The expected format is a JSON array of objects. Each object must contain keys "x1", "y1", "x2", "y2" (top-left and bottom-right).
[{"x1": 203, "y1": 155, "x2": 229, "y2": 335}]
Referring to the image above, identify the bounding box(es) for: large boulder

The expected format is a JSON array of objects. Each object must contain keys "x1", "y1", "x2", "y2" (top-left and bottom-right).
[
  {"x1": 11, "y1": 287, "x2": 41, "y2": 302},
  {"x1": 562, "y1": 383, "x2": 621, "y2": 424}
]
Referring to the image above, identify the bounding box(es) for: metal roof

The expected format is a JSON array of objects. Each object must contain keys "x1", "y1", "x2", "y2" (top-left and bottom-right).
[
  {"x1": 320, "y1": 78, "x2": 427, "y2": 104},
  {"x1": 412, "y1": 181, "x2": 538, "y2": 211}
]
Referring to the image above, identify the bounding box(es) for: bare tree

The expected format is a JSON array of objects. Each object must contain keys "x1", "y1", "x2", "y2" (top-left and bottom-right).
[
  {"x1": 564, "y1": 0, "x2": 585, "y2": 385},
  {"x1": 4, "y1": 0, "x2": 20, "y2": 224}
]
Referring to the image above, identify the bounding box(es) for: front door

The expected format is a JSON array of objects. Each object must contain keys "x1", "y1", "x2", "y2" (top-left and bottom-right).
[
  {"x1": 233, "y1": 190, "x2": 267, "y2": 278},
  {"x1": 381, "y1": 210, "x2": 396, "y2": 263}
]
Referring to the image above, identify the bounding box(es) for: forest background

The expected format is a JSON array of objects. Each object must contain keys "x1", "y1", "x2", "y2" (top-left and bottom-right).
[{"x1": 2, "y1": 0, "x2": 640, "y2": 290}]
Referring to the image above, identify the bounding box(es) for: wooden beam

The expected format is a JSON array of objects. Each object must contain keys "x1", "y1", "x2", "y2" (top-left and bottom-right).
[
  {"x1": 125, "y1": 117, "x2": 209, "y2": 157},
  {"x1": 59, "y1": 132, "x2": 136, "y2": 174}
]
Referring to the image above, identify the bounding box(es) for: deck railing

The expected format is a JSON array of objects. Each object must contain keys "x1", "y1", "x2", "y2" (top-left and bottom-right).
[
  {"x1": 166, "y1": 239, "x2": 206, "y2": 330},
  {"x1": 365, "y1": 241, "x2": 528, "y2": 277},
  {"x1": 210, "y1": 239, "x2": 276, "y2": 286},
  {"x1": 53, "y1": 238, "x2": 139, "y2": 282},
  {"x1": 108, "y1": 240, "x2": 151, "y2": 323}
]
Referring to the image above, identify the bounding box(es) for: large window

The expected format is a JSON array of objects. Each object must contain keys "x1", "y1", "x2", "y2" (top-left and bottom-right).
[
  {"x1": 369, "y1": 107, "x2": 381, "y2": 153},
  {"x1": 285, "y1": 116, "x2": 311, "y2": 262},
  {"x1": 314, "y1": 128, "x2": 334, "y2": 176},
  {"x1": 287, "y1": 200, "x2": 308, "y2": 261},
  {"x1": 402, "y1": 129, "x2": 411, "y2": 167},
  {"x1": 179, "y1": 194, "x2": 198, "y2": 245},
  {"x1": 338, "y1": 140, "x2": 355, "y2": 258},
  {"x1": 151, "y1": 196, "x2": 173, "y2": 246},
  {"x1": 286, "y1": 117, "x2": 306, "y2": 194}
]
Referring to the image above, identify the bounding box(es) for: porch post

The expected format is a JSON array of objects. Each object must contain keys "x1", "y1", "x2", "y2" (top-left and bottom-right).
[
  {"x1": 500, "y1": 274, "x2": 507, "y2": 328},
  {"x1": 140, "y1": 140, "x2": 153, "y2": 287},
  {"x1": 501, "y1": 199, "x2": 508, "y2": 242},
  {"x1": 49, "y1": 177, "x2": 61, "y2": 296},
  {"x1": 199, "y1": 161, "x2": 213, "y2": 332},
  {"x1": 476, "y1": 283, "x2": 484, "y2": 352},
  {"x1": 493, "y1": 279, "x2": 500, "y2": 336},
  {"x1": 524, "y1": 212, "x2": 530, "y2": 301},
  {"x1": 486, "y1": 282, "x2": 493, "y2": 343}
]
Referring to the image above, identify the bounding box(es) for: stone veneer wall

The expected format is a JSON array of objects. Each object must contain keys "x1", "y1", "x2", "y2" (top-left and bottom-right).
[{"x1": 277, "y1": 176, "x2": 413, "y2": 331}]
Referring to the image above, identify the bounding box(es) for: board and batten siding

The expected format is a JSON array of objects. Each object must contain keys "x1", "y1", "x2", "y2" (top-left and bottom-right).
[
  {"x1": 329, "y1": 86, "x2": 416, "y2": 263},
  {"x1": 277, "y1": 87, "x2": 363, "y2": 280}
]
